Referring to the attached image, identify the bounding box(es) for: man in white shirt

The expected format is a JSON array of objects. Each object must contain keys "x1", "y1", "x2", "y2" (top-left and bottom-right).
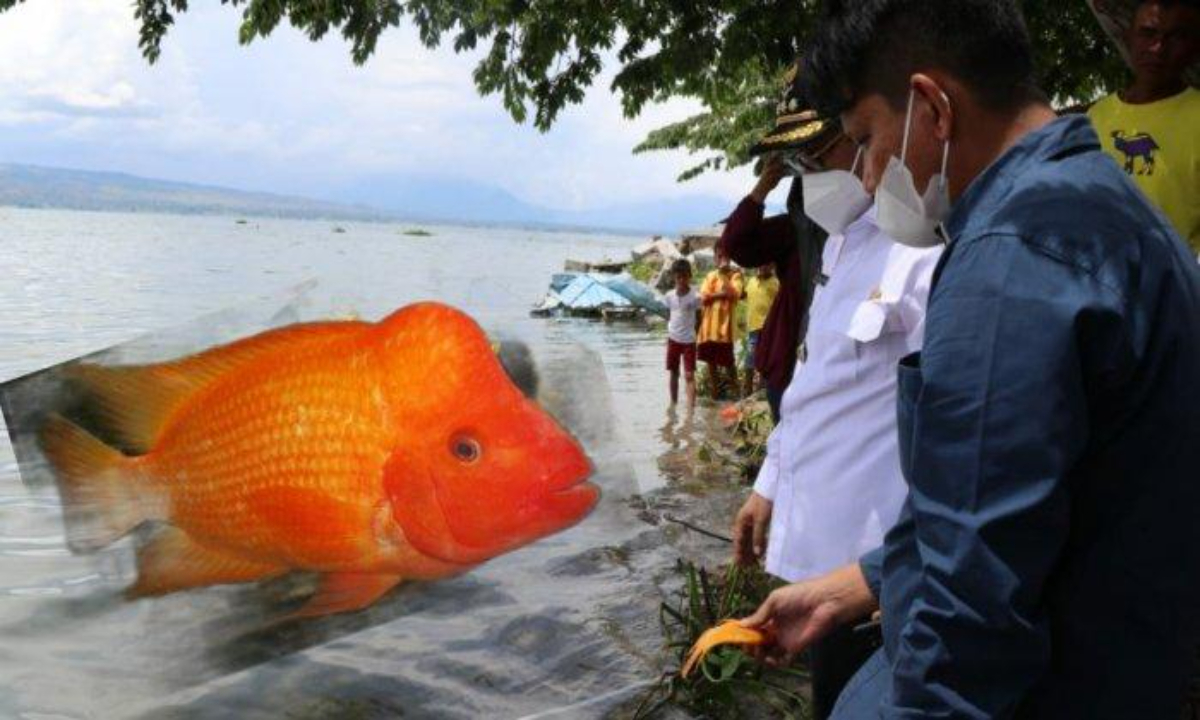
[{"x1": 731, "y1": 149, "x2": 941, "y2": 718}]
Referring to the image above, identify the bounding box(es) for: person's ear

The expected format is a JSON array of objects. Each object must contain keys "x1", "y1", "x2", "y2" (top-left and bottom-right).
[{"x1": 911, "y1": 73, "x2": 954, "y2": 144}]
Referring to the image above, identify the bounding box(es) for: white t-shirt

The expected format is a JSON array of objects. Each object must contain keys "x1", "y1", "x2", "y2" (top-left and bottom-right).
[{"x1": 666, "y1": 289, "x2": 699, "y2": 344}]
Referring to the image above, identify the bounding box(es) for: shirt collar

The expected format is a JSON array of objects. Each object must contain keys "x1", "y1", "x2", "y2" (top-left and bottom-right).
[
  {"x1": 945, "y1": 115, "x2": 1100, "y2": 242},
  {"x1": 845, "y1": 203, "x2": 879, "y2": 236}
]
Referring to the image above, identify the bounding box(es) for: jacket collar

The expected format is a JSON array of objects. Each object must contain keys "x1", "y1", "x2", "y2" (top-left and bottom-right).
[{"x1": 945, "y1": 115, "x2": 1100, "y2": 242}]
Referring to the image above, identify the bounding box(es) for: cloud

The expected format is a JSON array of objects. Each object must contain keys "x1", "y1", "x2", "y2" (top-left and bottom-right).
[
  {"x1": 0, "y1": 1, "x2": 758, "y2": 213},
  {"x1": 20, "y1": 85, "x2": 155, "y2": 119}
]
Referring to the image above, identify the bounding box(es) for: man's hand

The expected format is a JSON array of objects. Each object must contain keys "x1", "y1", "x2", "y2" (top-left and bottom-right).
[
  {"x1": 732, "y1": 492, "x2": 772, "y2": 566},
  {"x1": 750, "y1": 156, "x2": 787, "y2": 205},
  {"x1": 739, "y1": 563, "x2": 877, "y2": 667}
]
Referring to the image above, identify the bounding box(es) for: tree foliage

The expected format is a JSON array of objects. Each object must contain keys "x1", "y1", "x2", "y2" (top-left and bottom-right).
[{"x1": 0, "y1": 0, "x2": 1128, "y2": 179}]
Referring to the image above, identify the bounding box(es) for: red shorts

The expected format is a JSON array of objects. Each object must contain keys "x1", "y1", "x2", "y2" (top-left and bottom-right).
[
  {"x1": 667, "y1": 339, "x2": 697, "y2": 374},
  {"x1": 698, "y1": 341, "x2": 736, "y2": 368}
]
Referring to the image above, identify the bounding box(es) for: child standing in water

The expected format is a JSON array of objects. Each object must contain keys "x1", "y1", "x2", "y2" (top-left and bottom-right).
[
  {"x1": 698, "y1": 248, "x2": 744, "y2": 400},
  {"x1": 665, "y1": 259, "x2": 700, "y2": 409}
]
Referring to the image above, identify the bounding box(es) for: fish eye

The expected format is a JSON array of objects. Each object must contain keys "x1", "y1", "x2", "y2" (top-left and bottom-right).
[{"x1": 450, "y1": 434, "x2": 481, "y2": 464}]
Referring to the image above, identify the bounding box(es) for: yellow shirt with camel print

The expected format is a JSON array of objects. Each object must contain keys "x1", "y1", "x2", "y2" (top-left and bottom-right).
[{"x1": 1089, "y1": 88, "x2": 1200, "y2": 255}]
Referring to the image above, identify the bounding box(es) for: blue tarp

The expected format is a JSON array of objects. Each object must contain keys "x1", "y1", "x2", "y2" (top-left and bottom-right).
[
  {"x1": 549, "y1": 273, "x2": 579, "y2": 294},
  {"x1": 602, "y1": 275, "x2": 668, "y2": 319},
  {"x1": 556, "y1": 275, "x2": 631, "y2": 310}
]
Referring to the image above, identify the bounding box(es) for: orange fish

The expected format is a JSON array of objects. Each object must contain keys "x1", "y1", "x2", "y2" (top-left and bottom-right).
[
  {"x1": 718, "y1": 404, "x2": 743, "y2": 425},
  {"x1": 39, "y1": 302, "x2": 598, "y2": 617},
  {"x1": 680, "y1": 620, "x2": 766, "y2": 678}
]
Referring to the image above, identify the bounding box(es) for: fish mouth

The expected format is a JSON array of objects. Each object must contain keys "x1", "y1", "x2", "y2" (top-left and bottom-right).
[
  {"x1": 540, "y1": 465, "x2": 600, "y2": 527},
  {"x1": 549, "y1": 476, "x2": 600, "y2": 508},
  {"x1": 545, "y1": 455, "x2": 598, "y2": 502}
]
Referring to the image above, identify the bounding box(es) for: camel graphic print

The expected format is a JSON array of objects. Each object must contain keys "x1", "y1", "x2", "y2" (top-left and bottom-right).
[{"x1": 1111, "y1": 130, "x2": 1160, "y2": 176}]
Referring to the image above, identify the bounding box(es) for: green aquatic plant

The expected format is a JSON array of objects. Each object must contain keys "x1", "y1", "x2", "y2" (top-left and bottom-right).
[
  {"x1": 691, "y1": 398, "x2": 772, "y2": 483},
  {"x1": 730, "y1": 401, "x2": 772, "y2": 480},
  {"x1": 632, "y1": 559, "x2": 808, "y2": 719},
  {"x1": 628, "y1": 258, "x2": 658, "y2": 285}
]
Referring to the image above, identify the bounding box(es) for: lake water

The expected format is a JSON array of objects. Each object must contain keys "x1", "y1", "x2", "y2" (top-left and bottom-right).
[{"x1": 0, "y1": 208, "x2": 740, "y2": 719}]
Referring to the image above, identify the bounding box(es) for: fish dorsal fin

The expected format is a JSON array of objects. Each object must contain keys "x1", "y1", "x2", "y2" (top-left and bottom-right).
[{"x1": 68, "y1": 320, "x2": 367, "y2": 454}]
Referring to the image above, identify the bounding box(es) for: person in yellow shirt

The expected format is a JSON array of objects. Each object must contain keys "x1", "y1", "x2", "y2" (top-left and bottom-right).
[
  {"x1": 741, "y1": 263, "x2": 780, "y2": 397},
  {"x1": 1088, "y1": 0, "x2": 1200, "y2": 255},
  {"x1": 698, "y1": 247, "x2": 745, "y2": 400}
]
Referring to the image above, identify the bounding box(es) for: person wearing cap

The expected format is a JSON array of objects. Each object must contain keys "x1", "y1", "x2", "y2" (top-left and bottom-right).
[
  {"x1": 725, "y1": 63, "x2": 943, "y2": 720},
  {"x1": 1088, "y1": 0, "x2": 1200, "y2": 254},
  {"x1": 720, "y1": 75, "x2": 834, "y2": 422}
]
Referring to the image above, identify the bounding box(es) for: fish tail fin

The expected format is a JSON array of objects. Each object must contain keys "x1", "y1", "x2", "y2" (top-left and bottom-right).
[{"x1": 39, "y1": 414, "x2": 151, "y2": 552}]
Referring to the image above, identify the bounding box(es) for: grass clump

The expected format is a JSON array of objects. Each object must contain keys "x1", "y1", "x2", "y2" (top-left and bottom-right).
[{"x1": 631, "y1": 560, "x2": 809, "y2": 719}]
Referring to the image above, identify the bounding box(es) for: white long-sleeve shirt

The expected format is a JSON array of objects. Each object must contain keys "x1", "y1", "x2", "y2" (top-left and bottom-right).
[{"x1": 754, "y1": 208, "x2": 941, "y2": 582}]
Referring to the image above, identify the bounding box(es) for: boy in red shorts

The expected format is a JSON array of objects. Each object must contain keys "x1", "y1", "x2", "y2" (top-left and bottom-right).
[{"x1": 665, "y1": 259, "x2": 700, "y2": 409}]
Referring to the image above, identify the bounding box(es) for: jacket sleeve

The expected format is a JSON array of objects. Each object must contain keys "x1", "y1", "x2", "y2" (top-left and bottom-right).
[
  {"x1": 859, "y1": 545, "x2": 885, "y2": 601},
  {"x1": 883, "y1": 235, "x2": 1095, "y2": 719},
  {"x1": 720, "y1": 197, "x2": 795, "y2": 269}
]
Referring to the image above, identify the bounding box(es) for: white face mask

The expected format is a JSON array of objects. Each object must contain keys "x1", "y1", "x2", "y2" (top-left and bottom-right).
[
  {"x1": 875, "y1": 89, "x2": 951, "y2": 248},
  {"x1": 802, "y1": 147, "x2": 872, "y2": 236}
]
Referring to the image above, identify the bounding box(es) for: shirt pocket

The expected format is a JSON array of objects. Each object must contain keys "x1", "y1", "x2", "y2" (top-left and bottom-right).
[
  {"x1": 845, "y1": 298, "x2": 912, "y2": 383},
  {"x1": 805, "y1": 297, "x2": 909, "y2": 390}
]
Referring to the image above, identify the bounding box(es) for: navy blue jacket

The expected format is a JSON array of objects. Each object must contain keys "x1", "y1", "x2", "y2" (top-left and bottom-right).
[{"x1": 860, "y1": 115, "x2": 1200, "y2": 718}]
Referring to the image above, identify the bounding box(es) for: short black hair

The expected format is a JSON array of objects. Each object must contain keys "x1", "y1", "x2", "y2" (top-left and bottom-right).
[
  {"x1": 671, "y1": 259, "x2": 692, "y2": 276},
  {"x1": 804, "y1": 0, "x2": 1044, "y2": 116}
]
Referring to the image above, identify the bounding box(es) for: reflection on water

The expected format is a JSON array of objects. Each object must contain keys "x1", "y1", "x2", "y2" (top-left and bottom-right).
[{"x1": 0, "y1": 208, "x2": 733, "y2": 719}]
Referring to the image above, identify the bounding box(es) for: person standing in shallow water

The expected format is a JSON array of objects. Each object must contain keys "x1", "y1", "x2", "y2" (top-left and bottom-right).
[
  {"x1": 696, "y1": 249, "x2": 743, "y2": 400},
  {"x1": 664, "y1": 259, "x2": 700, "y2": 409},
  {"x1": 1088, "y1": 0, "x2": 1200, "y2": 254}
]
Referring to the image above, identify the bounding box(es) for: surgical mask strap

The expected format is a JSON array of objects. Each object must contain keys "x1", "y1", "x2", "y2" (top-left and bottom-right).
[
  {"x1": 900, "y1": 89, "x2": 916, "y2": 162},
  {"x1": 937, "y1": 138, "x2": 950, "y2": 190},
  {"x1": 851, "y1": 146, "x2": 864, "y2": 177}
]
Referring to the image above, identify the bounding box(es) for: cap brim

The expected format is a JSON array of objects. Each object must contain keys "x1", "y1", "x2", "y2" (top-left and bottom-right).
[{"x1": 749, "y1": 118, "x2": 839, "y2": 157}]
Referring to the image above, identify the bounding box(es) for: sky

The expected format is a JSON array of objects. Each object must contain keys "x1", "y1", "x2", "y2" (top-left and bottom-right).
[{"x1": 0, "y1": 1, "x2": 759, "y2": 215}]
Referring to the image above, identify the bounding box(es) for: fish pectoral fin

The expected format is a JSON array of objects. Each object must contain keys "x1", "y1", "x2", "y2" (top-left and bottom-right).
[
  {"x1": 290, "y1": 572, "x2": 404, "y2": 619},
  {"x1": 128, "y1": 526, "x2": 286, "y2": 598}
]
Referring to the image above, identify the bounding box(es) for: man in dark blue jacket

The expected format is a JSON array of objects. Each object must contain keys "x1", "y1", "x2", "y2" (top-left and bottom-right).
[{"x1": 740, "y1": 1, "x2": 1200, "y2": 717}]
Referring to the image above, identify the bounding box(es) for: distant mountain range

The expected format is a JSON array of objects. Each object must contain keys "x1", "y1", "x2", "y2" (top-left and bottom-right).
[{"x1": 0, "y1": 163, "x2": 732, "y2": 235}]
